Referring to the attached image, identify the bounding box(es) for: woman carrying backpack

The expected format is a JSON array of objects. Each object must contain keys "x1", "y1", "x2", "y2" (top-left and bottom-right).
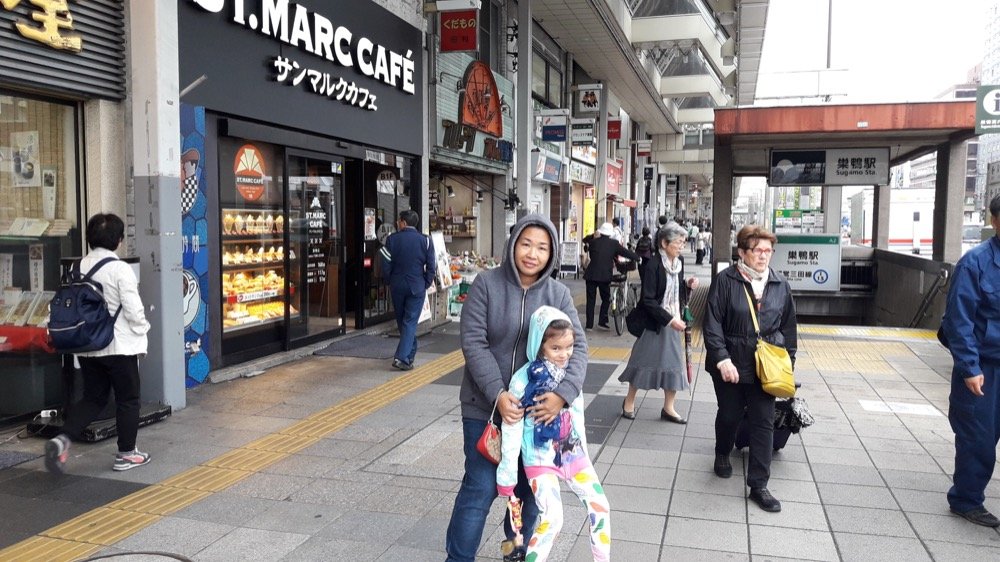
[
  {"x1": 634, "y1": 227, "x2": 653, "y2": 282},
  {"x1": 46, "y1": 213, "x2": 152, "y2": 475}
]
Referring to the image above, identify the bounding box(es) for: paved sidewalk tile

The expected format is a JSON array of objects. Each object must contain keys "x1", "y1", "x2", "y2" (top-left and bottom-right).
[
  {"x1": 824, "y1": 505, "x2": 916, "y2": 537},
  {"x1": 907, "y1": 512, "x2": 1000, "y2": 546},
  {"x1": 196, "y1": 527, "x2": 310, "y2": 561},
  {"x1": 748, "y1": 525, "x2": 838, "y2": 561},
  {"x1": 602, "y1": 484, "x2": 671, "y2": 516},
  {"x1": 924, "y1": 539, "x2": 1000, "y2": 561},
  {"x1": 664, "y1": 517, "x2": 748, "y2": 554},
  {"x1": 817, "y1": 482, "x2": 899, "y2": 509},
  {"x1": 672, "y1": 468, "x2": 747, "y2": 497},
  {"x1": 747, "y1": 499, "x2": 830, "y2": 531},
  {"x1": 659, "y1": 545, "x2": 749, "y2": 561},
  {"x1": 768, "y1": 478, "x2": 821, "y2": 504},
  {"x1": 608, "y1": 511, "x2": 666, "y2": 544},
  {"x1": 668, "y1": 490, "x2": 747, "y2": 523},
  {"x1": 283, "y1": 537, "x2": 391, "y2": 561},
  {"x1": 114, "y1": 517, "x2": 233, "y2": 557},
  {"x1": 834, "y1": 532, "x2": 932, "y2": 562}
]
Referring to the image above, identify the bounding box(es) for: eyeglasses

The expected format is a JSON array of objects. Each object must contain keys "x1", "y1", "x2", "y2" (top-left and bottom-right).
[{"x1": 748, "y1": 248, "x2": 773, "y2": 256}]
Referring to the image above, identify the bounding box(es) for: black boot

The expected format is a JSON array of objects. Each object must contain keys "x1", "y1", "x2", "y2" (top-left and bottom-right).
[
  {"x1": 714, "y1": 453, "x2": 732, "y2": 478},
  {"x1": 749, "y1": 487, "x2": 781, "y2": 512}
]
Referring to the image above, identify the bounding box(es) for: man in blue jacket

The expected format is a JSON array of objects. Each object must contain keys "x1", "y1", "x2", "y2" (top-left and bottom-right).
[
  {"x1": 380, "y1": 209, "x2": 436, "y2": 370},
  {"x1": 942, "y1": 194, "x2": 1000, "y2": 527}
]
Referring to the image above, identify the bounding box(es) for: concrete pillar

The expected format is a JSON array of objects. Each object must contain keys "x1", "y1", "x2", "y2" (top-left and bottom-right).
[
  {"x1": 711, "y1": 137, "x2": 733, "y2": 273},
  {"x1": 872, "y1": 183, "x2": 890, "y2": 250},
  {"x1": 822, "y1": 185, "x2": 842, "y2": 234},
  {"x1": 515, "y1": 0, "x2": 532, "y2": 211},
  {"x1": 933, "y1": 141, "x2": 965, "y2": 263},
  {"x1": 596, "y1": 85, "x2": 609, "y2": 223},
  {"x1": 127, "y1": 0, "x2": 185, "y2": 410},
  {"x1": 83, "y1": 100, "x2": 127, "y2": 234}
]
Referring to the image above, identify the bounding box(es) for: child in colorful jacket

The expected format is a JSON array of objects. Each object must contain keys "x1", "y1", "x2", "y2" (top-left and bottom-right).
[{"x1": 497, "y1": 306, "x2": 611, "y2": 561}]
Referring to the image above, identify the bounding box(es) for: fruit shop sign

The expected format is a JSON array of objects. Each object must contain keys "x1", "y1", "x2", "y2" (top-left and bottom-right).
[{"x1": 189, "y1": 0, "x2": 416, "y2": 95}]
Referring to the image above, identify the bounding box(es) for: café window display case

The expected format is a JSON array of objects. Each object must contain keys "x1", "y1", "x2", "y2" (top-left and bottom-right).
[{"x1": 218, "y1": 139, "x2": 300, "y2": 359}]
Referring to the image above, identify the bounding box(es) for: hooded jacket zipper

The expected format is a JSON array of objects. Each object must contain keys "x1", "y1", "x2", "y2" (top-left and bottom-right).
[{"x1": 510, "y1": 288, "x2": 528, "y2": 376}]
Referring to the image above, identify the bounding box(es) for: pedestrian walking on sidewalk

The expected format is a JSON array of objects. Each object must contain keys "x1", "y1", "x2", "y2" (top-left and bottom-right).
[
  {"x1": 703, "y1": 225, "x2": 797, "y2": 513},
  {"x1": 619, "y1": 222, "x2": 699, "y2": 423},
  {"x1": 45, "y1": 213, "x2": 152, "y2": 475},
  {"x1": 634, "y1": 227, "x2": 653, "y2": 282},
  {"x1": 582, "y1": 222, "x2": 639, "y2": 330},
  {"x1": 446, "y1": 214, "x2": 588, "y2": 562},
  {"x1": 941, "y1": 194, "x2": 1000, "y2": 528},
  {"x1": 379, "y1": 209, "x2": 436, "y2": 371},
  {"x1": 498, "y1": 306, "x2": 610, "y2": 562}
]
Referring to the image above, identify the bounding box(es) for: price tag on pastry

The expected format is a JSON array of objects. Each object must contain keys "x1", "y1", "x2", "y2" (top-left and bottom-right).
[{"x1": 236, "y1": 289, "x2": 279, "y2": 303}]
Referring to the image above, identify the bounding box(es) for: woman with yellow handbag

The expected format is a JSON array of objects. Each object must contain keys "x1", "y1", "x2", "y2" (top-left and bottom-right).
[{"x1": 703, "y1": 225, "x2": 798, "y2": 513}]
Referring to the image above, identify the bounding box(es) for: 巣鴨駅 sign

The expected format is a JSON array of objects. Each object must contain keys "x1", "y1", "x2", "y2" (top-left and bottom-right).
[
  {"x1": 770, "y1": 234, "x2": 841, "y2": 292},
  {"x1": 770, "y1": 148, "x2": 889, "y2": 186}
]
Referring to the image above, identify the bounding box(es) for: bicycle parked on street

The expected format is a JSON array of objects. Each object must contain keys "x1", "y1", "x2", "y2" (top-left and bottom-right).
[{"x1": 609, "y1": 260, "x2": 640, "y2": 335}]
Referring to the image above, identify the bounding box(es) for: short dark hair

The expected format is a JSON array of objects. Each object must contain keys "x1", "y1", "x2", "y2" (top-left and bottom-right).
[
  {"x1": 990, "y1": 194, "x2": 1000, "y2": 218},
  {"x1": 658, "y1": 215, "x2": 668, "y2": 226},
  {"x1": 540, "y1": 319, "x2": 573, "y2": 354},
  {"x1": 642, "y1": 226, "x2": 650, "y2": 236},
  {"x1": 612, "y1": 217, "x2": 620, "y2": 227},
  {"x1": 399, "y1": 209, "x2": 419, "y2": 227},
  {"x1": 86, "y1": 213, "x2": 124, "y2": 251}
]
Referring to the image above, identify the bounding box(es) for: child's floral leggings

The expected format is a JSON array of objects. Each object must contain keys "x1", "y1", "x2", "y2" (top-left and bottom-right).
[{"x1": 526, "y1": 465, "x2": 611, "y2": 561}]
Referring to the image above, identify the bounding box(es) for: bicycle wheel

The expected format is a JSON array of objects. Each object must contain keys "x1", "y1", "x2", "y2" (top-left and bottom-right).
[{"x1": 612, "y1": 287, "x2": 625, "y2": 335}]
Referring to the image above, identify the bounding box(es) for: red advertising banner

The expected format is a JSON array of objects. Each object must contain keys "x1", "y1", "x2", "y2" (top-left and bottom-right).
[
  {"x1": 606, "y1": 159, "x2": 624, "y2": 195},
  {"x1": 440, "y1": 10, "x2": 479, "y2": 53},
  {"x1": 607, "y1": 118, "x2": 622, "y2": 140}
]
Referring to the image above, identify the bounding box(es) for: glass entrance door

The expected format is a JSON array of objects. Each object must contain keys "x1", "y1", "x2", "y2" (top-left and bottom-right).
[{"x1": 287, "y1": 152, "x2": 345, "y2": 344}]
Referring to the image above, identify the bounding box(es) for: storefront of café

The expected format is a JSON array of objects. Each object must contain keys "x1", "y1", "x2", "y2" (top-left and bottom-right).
[{"x1": 177, "y1": 0, "x2": 424, "y2": 383}]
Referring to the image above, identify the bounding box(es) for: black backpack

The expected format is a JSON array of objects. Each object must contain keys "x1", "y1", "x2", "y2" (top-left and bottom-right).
[
  {"x1": 635, "y1": 236, "x2": 652, "y2": 257},
  {"x1": 48, "y1": 257, "x2": 122, "y2": 353}
]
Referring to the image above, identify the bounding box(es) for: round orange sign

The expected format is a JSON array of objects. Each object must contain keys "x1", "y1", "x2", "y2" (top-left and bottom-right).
[{"x1": 234, "y1": 144, "x2": 266, "y2": 202}]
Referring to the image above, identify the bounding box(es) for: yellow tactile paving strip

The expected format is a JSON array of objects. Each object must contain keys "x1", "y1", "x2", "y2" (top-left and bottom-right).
[
  {"x1": 0, "y1": 344, "x2": 638, "y2": 561},
  {"x1": 799, "y1": 325, "x2": 937, "y2": 340},
  {"x1": 0, "y1": 349, "x2": 462, "y2": 562}
]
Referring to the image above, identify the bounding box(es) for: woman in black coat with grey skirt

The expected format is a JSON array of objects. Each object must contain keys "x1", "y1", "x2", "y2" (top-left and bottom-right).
[
  {"x1": 618, "y1": 222, "x2": 699, "y2": 423},
  {"x1": 703, "y1": 225, "x2": 797, "y2": 514}
]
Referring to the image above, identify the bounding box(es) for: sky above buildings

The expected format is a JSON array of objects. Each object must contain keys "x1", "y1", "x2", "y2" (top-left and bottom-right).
[{"x1": 756, "y1": 0, "x2": 992, "y2": 104}]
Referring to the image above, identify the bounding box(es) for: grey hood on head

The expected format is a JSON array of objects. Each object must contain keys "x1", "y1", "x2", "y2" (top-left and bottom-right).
[{"x1": 503, "y1": 213, "x2": 560, "y2": 287}]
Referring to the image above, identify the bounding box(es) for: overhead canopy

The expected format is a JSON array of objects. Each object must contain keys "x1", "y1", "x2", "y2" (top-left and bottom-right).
[{"x1": 714, "y1": 101, "x2": 977, "y2": 174}]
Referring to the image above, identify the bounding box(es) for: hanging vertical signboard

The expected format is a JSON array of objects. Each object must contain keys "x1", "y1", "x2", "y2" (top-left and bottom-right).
[
  {"x1": 440, "y1": 9, "x2": 479, "y2": 53},
  {"x1": 571, "y1": 119, "x2": 595, "y2": 146}
]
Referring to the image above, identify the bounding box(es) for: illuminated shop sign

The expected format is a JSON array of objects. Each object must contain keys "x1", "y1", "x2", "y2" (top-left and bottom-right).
[{"x1": 189, "y1": 0, "x2": 416, "y2": 112}]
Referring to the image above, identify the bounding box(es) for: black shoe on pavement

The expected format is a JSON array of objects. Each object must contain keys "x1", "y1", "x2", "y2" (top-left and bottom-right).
[
  {"x1": 660, "y1": 410, "x2": 687, "y2": 424},
  {"x1": 951, "y1": 506, "x2": 1000, "y2": 527},
  {"x1": 597, "y1": 323, "x2": 610, "y2": 331},
  {"x1": 749, "y1": 487, "x2": 781, "y2": 512},
  {"x1": 391, "y1": 358, "x2": 413, "y2": 371},
  {"x1": 714, "y1": 454, "x2": 732, "y2": 478}
]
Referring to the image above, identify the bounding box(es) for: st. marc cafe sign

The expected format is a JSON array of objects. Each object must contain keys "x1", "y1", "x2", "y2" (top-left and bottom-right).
[{"x1": 189, "y1": 0, "x2": 417, "y2": 112}]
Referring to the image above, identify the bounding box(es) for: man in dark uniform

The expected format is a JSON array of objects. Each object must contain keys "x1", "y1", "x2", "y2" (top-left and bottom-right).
[
  {"x1": 942, "y1": 194, "x2": 1000, "y2": 527},
  {"x1": 380, "y1": 209, "x2": 436, "y2": 370},
  {"x1": 581, "y1": 222, "x2": 638, "y2": 330}
]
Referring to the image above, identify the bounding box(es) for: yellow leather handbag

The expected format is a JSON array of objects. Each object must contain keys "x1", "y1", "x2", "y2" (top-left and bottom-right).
[{"x1": 743, "y1": 286, "x2": 796, "y2": 398}]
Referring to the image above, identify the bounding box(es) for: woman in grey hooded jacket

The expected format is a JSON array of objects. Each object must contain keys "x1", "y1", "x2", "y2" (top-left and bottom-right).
[{"x1": 445, "y1": 214, "x2": 588, "y2": 562}]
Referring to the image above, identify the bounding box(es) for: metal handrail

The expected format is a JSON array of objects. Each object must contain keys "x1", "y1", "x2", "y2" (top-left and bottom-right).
[{"x1": 909, "y1": 268, "x2": 949, "y2": 328}]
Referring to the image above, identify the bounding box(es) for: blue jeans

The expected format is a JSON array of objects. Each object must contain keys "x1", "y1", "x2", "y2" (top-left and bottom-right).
[
  {"x1": 948, "y1": 363, "x2": 1000, "y2": 512},
  {"x1": 445, "y1": 418, "x2": 537, "y2": 562},
  {"x1": 390, "y1": 285, "x2": 423, "y2": 365}
]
